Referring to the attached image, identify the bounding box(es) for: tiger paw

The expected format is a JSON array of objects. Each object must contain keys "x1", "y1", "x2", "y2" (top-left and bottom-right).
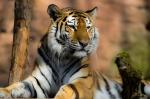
[
  {"x1": 0, "y1": 93, "x2": 5, "y2": 98},
  {"x1": 11, "y1": 85, "x2": 31, "y2": 98},
  {"x1": 55, "y1": 85, "x2": 75, "y2": 99},
  {"x1": 0, "y1": 88, "x2": 11, "y2": 98},
  {"x1": 0, "y1": 82, "x2": 31, "y2": 98}
]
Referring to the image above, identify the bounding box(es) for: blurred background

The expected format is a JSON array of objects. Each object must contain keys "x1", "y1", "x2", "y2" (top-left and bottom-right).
[{"x1": 0, "y1": 0, "x2": 150, "y2": 87}]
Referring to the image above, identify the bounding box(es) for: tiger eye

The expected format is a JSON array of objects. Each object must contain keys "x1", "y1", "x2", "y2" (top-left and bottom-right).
[{"x1": 68, "y1": 25, "x2": 76, "y2": 30}]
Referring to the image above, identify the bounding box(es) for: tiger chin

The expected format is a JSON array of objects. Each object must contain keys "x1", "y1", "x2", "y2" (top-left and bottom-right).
[{"x1": 0, "y1": 4, "x2": 150, "y2": 99}]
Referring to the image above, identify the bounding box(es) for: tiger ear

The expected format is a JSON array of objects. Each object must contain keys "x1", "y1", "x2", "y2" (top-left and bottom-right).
[
  {"x1": 47, "y1": 4, "x2": 62, "y2": 21},
  {"x1": 85, "y1": 7, "x2": 98, "y2": 18}
]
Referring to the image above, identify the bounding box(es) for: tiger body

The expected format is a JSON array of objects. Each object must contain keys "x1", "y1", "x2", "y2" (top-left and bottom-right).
[{"x1": 0, "y1": 4, "x2": 150, "y2": 99}]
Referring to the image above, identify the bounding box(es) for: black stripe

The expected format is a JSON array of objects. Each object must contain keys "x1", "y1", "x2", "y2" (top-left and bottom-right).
[
  {"x1": 141, "y1": 82, "x2": 146, "y2": 94},
  {"x1": 70, "y1": 64, "x2": 89, "y2": 77},
  {"x1": 96, "y1": 78, "x2": 101, "y2": 90},
  {"x1": 62, "y1": 16, "x2": 67, "y2": 22},
  {"x1": 102, "y1": 76, "x2": 116, "y2": 99},
  {"x1": 114, "y1": 83, "x2": 122, "y2": 97},
  {"x1": 55, "y1": 38, "x2": 65, "y2": 45},
  {"x1": 73, "y1": 74, "x2": 92, "y2": 81},
  {"x1": 59, "y1": 22, "x2": 64, "y2": 41},
  {"x1": 60, "y1": 22, "x2": 63, "y2": 32},
  {"x1": 55, "y1": 21, "x2": 59, "y2": 38},
  {"x1": 55, "y1": 21, "x2": 66, "y2": 45},
  {"x1": 78, "y1": 14, "x2": 86, "y2": 18},
  {"x1": 33, "y1": 76, "x2": 48, "y2": 97},
  {"x1": 62, "y1": 34, "x2": 67, "y2": 41},
  {"x1": 61, "y1": 59, "x2": 81, "y2": 82},
  {"x1": 93, "y1": 28, "x2": 96, "y2": 39},
  {"x1": 72, "y1": 15, "x2": 77, "y2": 17},
  {"x1": 37, "y1": 66, "x2": 54, "y2": 97},
  {"x1": 38, "y1": 48, "x2": 59, "y2": 78},
  {"x1": 69, "y1": 25, "x2": 76, "y2": 30},
  {"x1": 38, "y1": 38, "x2": 60, "y2": 84},
  {"x1": 82, "y1": 15, "x2": 87, "y2": 18},
  {"x1": 38, "y1": 48, "x2": 60, "y2": 87},
  {"x1": 37, "y1": 66, "x2": 51, "y2": 89},
  {"x1": 79, "y1": 75, "x2": 91, "y2": 79},
  {"x1": 69, "y1": 12, "x2": 74, "y2": 15},
  {"x1": 31, "y1": 83, "x2": 37, "y2": 98},
  {"x1": 22, "y1": 81, "x2": 37, "y2": 98},
  {"x1": 61, "y1": 64, "x2": 88, "y2": 84},
  {"x1": 68, "y1": 84, "x2": 79, "y2": 99}
]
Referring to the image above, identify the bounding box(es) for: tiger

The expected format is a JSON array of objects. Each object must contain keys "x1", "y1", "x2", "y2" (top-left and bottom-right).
[{"x1": 0, "y1": 4, "x2": 150, "y2": 99}]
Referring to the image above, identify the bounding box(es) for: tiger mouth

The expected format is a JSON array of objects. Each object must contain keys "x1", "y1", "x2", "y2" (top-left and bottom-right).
[
  {"x1": 69, "y1": 43, "x2": 90, "y2": 50},
  {"x1": 69, "y1": 44, "x2": 91, "y2": 54},
  {"x1": 69, "y1": 45, "x2": 82, "y2": 50}
]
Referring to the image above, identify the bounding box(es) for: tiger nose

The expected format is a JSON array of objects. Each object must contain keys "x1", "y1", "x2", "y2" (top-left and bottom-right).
[{"x1": 79, "y1": 40, "x2": 88, "y2": 47}]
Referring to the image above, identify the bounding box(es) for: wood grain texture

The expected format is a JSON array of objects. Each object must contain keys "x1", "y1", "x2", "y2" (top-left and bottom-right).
[{"x1": 9, "y1": 0, "x2": 32, "y2": 84}]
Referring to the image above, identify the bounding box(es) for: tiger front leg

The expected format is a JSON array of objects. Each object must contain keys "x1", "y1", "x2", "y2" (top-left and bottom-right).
[
  {"x1": 55, "y1": 79, "x2": 94, "y2": 99},
  {"x1": 0, "y1": 82, "x2": 31, "y2": 98},
  {"x1": 55, "y1": 84, "x2": 93, "y2": 99},
  {"x1": 54, "y1": 85, "x2": 76, "y2": 99},
  {"x1": 0, "y1": 88, "x2": 11, "y2": 98}
]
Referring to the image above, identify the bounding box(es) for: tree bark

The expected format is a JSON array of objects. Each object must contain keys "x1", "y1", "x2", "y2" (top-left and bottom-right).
[
  {"x1": 115, "y1": 52, "x2": 147, "y2": 99},
  {"x1": 9, "y1": 0, "x2": 32, "y2": 84}
]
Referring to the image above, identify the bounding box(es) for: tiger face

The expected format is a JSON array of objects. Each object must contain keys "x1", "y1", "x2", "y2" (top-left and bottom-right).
[{"x1": 47, "y1": 4, "x2": 99, "y2": 58}]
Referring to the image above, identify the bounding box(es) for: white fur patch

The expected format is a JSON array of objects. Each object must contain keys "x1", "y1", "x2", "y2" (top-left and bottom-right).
[
  {"x1": 69, "y1": 67, "x2": 89, "y2": 83},
  {"x1": 109, "y1": 81, "x2": 121, "y2": 99},
  {"x1": 144, "y1": 84, "x2": 150, "y2": 96},
  {"x1": 48, "y1": 28, "x2": 63, "y2": 54},
  {"x1": 11, "y1": 83, "x2": 31, "y2": 98},
  {"x1": 94, "y1": 84, "x2": 121, "y2": 99},
  {"x1": 94, "y1": 86, "x2": 111, "y2": 99},
  {"x1": 73, "y1": 51, "x2": 87, "y2": 58},
  {"x1": 32, "y1": 67, "x2": 51, "y2": 92},
  {"x1": 0, "y1": 93, "x2": 5, "y2": 98},
  {"x1": 67, "y1": 16, "x2": 75, "y2": 22},
  {"x1": 25, "y1": 76, "x2": 46, "y2": 98},
  {"x1": 37, "y1": 54, "x2": 53, "y2": 85}
]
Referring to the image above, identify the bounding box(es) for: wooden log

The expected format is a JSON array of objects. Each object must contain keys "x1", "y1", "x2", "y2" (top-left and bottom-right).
[
  {"x1": 9, "y1": 0, "x2": 32, "y2": 84},
  {"x1": 115, "y1": 52, "x2": 146, "y2": 99}
]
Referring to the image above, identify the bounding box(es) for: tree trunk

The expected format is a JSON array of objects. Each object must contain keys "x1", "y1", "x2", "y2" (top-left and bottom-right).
[
  {"x1": 115, "y1": 52, "x2": 146, "y2": 99},
  {"x1": 9, "y1": 0, "x2": 32, "y2": 84}
]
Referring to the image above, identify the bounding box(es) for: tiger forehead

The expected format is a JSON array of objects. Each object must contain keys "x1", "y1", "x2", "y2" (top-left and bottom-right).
[{"x1": 61, "y1": 14, "x2": 91, "y2": 23}]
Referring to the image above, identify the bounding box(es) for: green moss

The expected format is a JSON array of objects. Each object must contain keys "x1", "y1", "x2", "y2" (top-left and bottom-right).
[
  {"x1": 116, "y1": 51, "x2": 130, "y2": 63},
  {"x1": 117, "y1": 51, "x2": 129, "y2": 58}
]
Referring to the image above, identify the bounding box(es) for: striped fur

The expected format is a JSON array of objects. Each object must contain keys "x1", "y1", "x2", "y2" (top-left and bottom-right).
[{"x1": 0, "y1": 4, "x2": 150, "y2": 99}]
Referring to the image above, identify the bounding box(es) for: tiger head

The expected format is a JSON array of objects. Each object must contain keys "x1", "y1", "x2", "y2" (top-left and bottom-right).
[{"x1": 47, "y1": 4, "x2": 99, "y2": 58}]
